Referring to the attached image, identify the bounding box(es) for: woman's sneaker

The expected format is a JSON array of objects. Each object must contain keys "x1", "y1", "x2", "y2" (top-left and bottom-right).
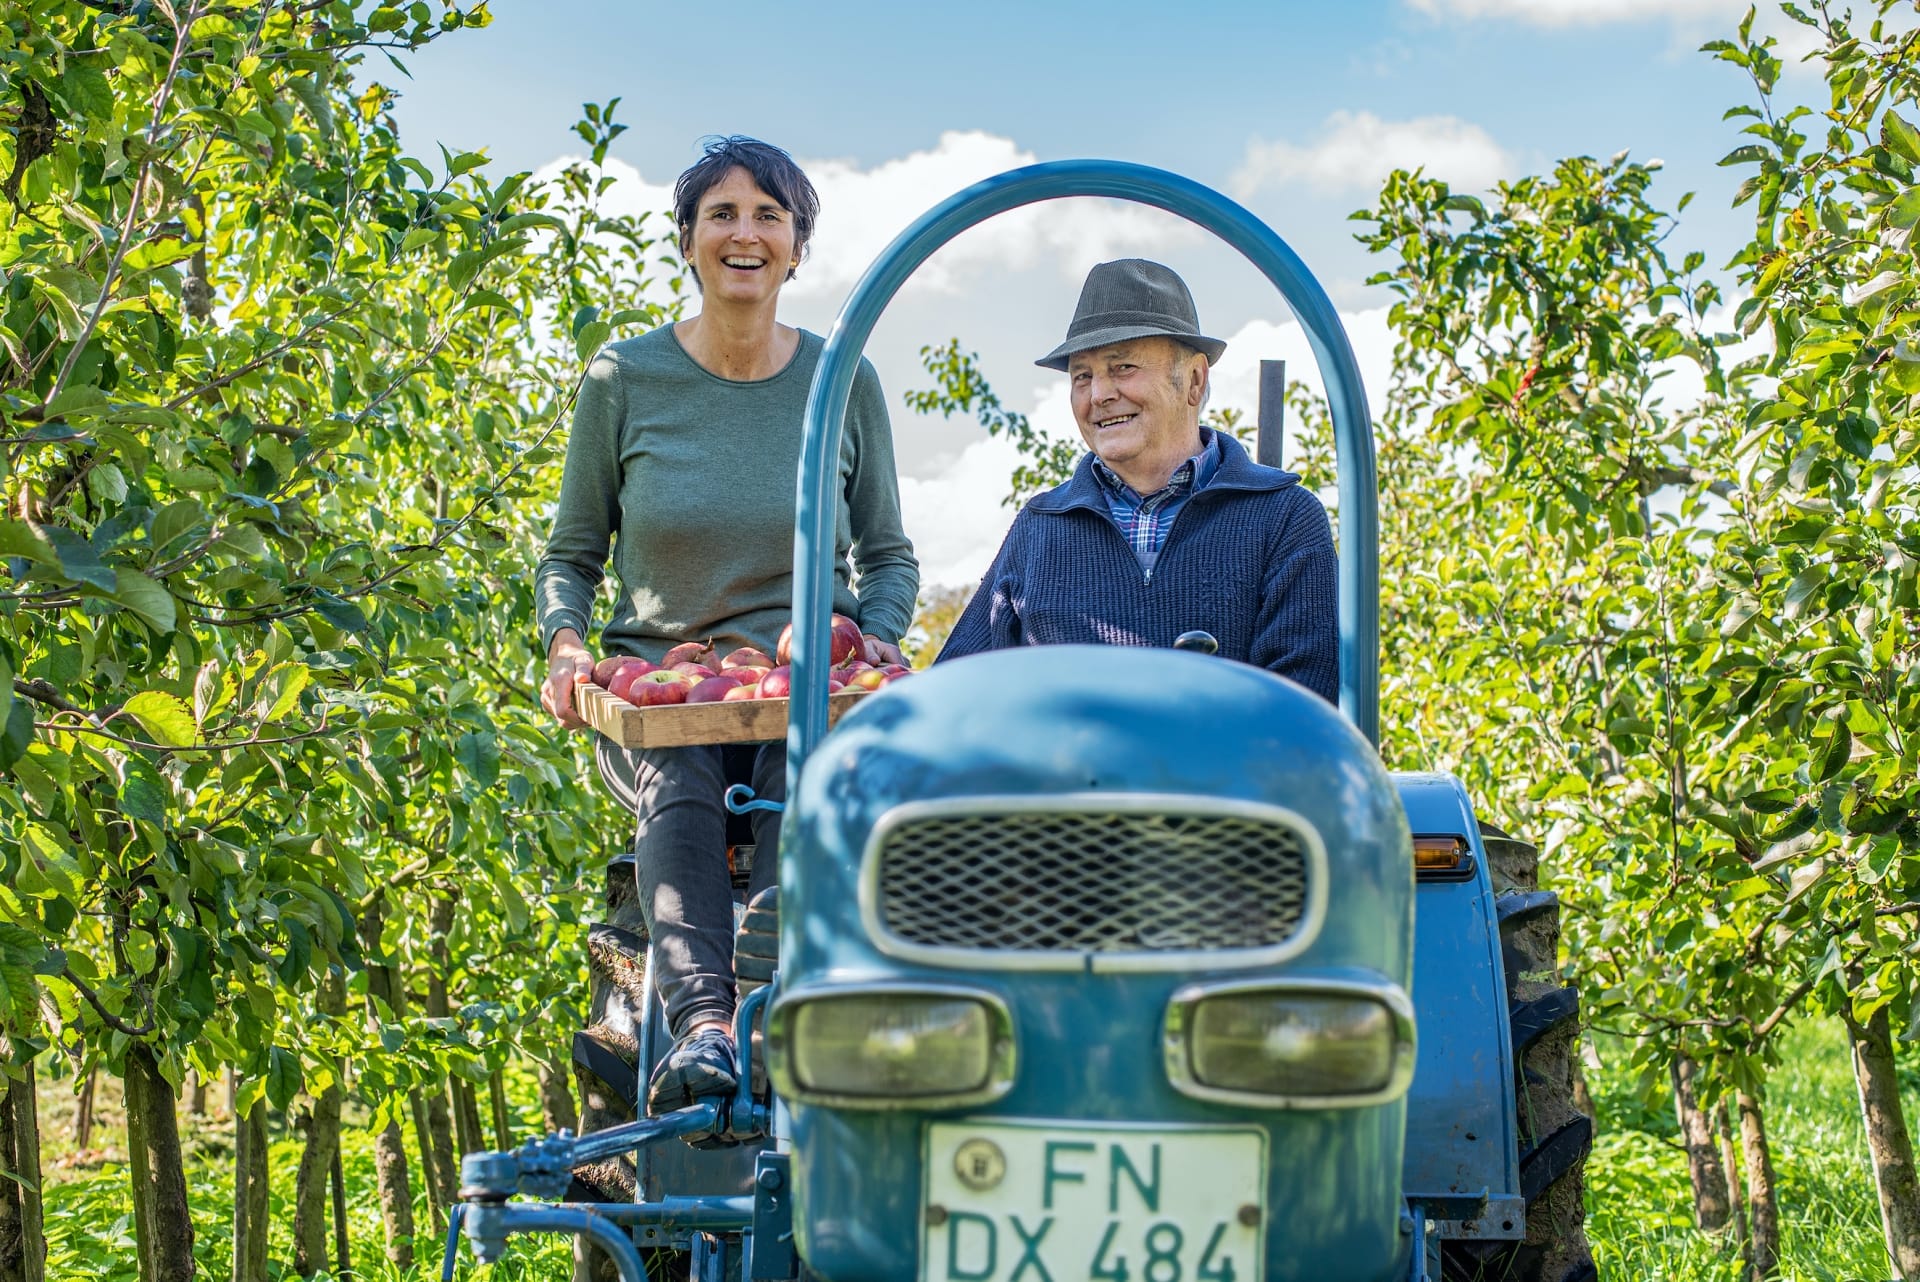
[{"x1": 647, "y1": 1027, "x2": 738, "y2": 1114}]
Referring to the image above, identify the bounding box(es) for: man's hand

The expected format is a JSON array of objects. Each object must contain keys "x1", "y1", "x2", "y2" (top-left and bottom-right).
[
  {"x1": 541, "y1": 629, "x2": 596, "y2": 730},
  {"x1": 862, "y1": 634, "x2": 908, "y2": 667}
]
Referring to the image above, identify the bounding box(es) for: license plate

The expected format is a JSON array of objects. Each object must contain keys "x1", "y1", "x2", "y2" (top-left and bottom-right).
[{"x1": 922, "y1": 1121, "x2": 1266, "y2": 1282}]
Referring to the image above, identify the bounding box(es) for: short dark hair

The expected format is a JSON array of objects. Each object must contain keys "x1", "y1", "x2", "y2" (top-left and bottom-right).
[{"x1": 673, "y1": 136, "x2": 820, "y2": 284}]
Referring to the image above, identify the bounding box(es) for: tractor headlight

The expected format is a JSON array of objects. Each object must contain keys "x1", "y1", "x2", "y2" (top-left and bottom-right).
[
  {"x1": 1164, "y1": 979, "x2": 1416, "y2": 1108},
  {"x1": 768, "y1": 986, "x2": 1015, "y2": 1109}
]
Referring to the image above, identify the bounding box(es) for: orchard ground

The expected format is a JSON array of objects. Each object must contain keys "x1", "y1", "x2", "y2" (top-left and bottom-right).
[{"x1": 31, "y1": 1019, "x2": 1902, "y2": 1281}]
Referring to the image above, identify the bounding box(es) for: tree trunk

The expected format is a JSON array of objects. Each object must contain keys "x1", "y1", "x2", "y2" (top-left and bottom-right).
[
  {"x1": 230, "y1": 1101, "x2": 269, "y2": 1282},
  {"x1": 488, "y1": 1067, "x2": 512, "y2": 1150},
  {"x1": 537, "y1": 1057, "x2": 578, "y2": 1135},
  {"x1": 1738, "y1": 1091, "x2": 1779, "y2": 1280},
  {"x1": 125, "y1": 1046, "x2": 195, "y2": 1282},
  {"x1": 331, "y1": 1141, "x2": 352, "y2": 1281},
  {"x1": 71, "y1": 1071, "x2": 94, "y2": 1152},
  {"x1": 423, "y1": 895, "x2": 460, "y2": 1220},
  {"x1": 1716, "y1": 1102, "x2": 1749, "y2": 1253},
  {"x1": 452, "y1": 1078, "x2": 485, "y2": 1156},
  {"x1": 1844, "y1": 999, "x2": 1920, "y2": 1278},
  {"x1": 293, "y1": 973, "x2": 346, "y2": 1278},
  {"x1": 183, "y1": 1071, "x2": 205, "y2": 1118},
  {"x1": 1672, "y1": 1054, "x2": 1731, "y2": 1232},
  {"x1": 361, "y1": 900, "x2": 416, "y2": 1271},
  {"x1": 0, "y1": 1053, "x2": 46, "y2": 1282},
  {"x1": 410, "y1": 1090, "x2": 448, "y2": 1232}
]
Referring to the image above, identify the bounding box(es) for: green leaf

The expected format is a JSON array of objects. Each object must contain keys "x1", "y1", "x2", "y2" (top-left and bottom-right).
[
  {"x1": 0, "y1": 925, "x2": 47, "y2": 1022},
  {"x1": 107, "y1": 569, "x2": 178, "y2": 635},
  {"x1": 461, "y1": 289, "x2": 518, "y2": 314},
  {"x1": 455, "y1": 730, "x2": 499, "y2": 789},
  {"x1": 1890, "y1": 186, "x2": 1920, "y2": 229},
  {"x1": 0, "y1": 699, "x2": 30, "y2": 773},
  {"x1": 266, "y1": 1046, "x2": 303, "y2": 1109},
  {"x1": 1784, "y1": 563, "x2": 1829, "y2": 616},
  {"x1": 118, "y1": 757, "x2": 168, "y2": 825},
  {"x1": 312, "y1": 592, "x2": 367, "y2": 634},
  {"x1": 287, "y1": 77, "x2": 335, "y2": 139},
  {"x1": 263, "y1": 664, "x2": 311, "y2": 725},
  {"x1": 0, "y1": 520, "x2": 59, "y2": 568},
  {"x1": 123, "y1": 691, "x2": 198, "y2": 749},
  {"x1": 1814, "y1": 716, "x2": 1853, "y2": 782},
  {"x1": 1744, "y1": 786, "x2": 1799, "y2": 814},
  {"x1": 573, "y1": 320, "x2": 611, "y2": 360},
  {"x1": 41, "y1": 527, "x2": 114, "y2": 591},
  {"x1": 1786, "y1": 857, "x2": 1828, "y2": 902},
  {"x1": 59, "y1": 61, "x2": 114, "y2": 119},
  {"x1": 1885, "y1": 110, "x2": 1920, "y2": 164}
]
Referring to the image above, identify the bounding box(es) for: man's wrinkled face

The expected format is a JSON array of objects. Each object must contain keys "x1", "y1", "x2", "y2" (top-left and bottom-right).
[{"x1": 1067, "y1": 337, "x2": 1206, "y2": 472}]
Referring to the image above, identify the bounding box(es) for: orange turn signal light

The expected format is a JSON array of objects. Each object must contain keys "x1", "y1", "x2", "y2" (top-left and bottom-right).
[{"x1": 1412, "y1": 835, "x2": 1471, "y2": 879}]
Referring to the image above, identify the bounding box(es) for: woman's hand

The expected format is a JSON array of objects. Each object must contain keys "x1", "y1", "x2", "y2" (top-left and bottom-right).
[
  {"x1": 542, "y1": 629, "x2": 596, "y2": 730},
  {"x1": 862, "y1": 634, "x2": 908, "y2": 667}
]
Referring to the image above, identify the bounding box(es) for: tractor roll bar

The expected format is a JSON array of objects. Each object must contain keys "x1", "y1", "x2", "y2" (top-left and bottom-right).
[{"x1": 788, "y1": 159, "x2": 1380, "y2": 789}]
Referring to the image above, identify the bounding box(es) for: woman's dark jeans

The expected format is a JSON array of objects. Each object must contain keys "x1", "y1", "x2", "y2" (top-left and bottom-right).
[{"x1": 594, "y1": 738, "x2": 785, "y2": 1039}]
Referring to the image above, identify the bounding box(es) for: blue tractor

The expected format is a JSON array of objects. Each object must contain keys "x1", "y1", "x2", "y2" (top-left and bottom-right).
[{"x1": 451, "y1": 161, "x2": 1595, "y2": 1282}]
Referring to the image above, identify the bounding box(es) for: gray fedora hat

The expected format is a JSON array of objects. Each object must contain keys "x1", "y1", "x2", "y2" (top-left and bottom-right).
[{"x1": 1035, "y1": 258, "x2": 1227, "y2": 371}]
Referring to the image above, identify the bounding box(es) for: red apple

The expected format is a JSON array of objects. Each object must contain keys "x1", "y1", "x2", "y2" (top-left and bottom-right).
[
  {"x1": 726, "y1": 667, "x2": 766, "y2": 686},
  {"x1": 720, "y1": 646, "x2": 773, "y2": 670},
  {"x1": 827, "y1": 679, "x2": 845, "y2": 694},
  {"x1": 661, "y1": 641, "x2": 716, "y2": 668},
  {"x1": 626, "y1": 671, "x2": 691, "y2": 706},
  {"x1": 759, "y1": 665, "x2": 792, "y2": 699},
  {"x1": 592, "y1": 655, "x2": 645, "y2": 686},
  {"x1": 846, "y1": 667, "x2": 886, "y2": 691},
  {"x1": 605, "y1": 660, "x2": 657, "y2": 701},
  {"x1": 685, "y1": 676, "x2": 738, "y2": 704},
  {"x1": 672, "y1": 662, "x2": 718, "y2": 681},
  {"x1": 721, "y1": 682, "x2": 760, "y2": 702},
  {"x1": 879, "y1": 664, "x2": 911, "y2": 677},
  {"x1": 830, "y1": 614, "x2": 864, "y2": 665},
  {"x1": 774, "y1": 614, "x2": 864, "y2": 666}
]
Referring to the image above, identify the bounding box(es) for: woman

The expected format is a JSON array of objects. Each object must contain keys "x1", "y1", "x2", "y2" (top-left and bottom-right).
[{"x1": 535, "y1": 136, "x2": 919, "y2": 1112}]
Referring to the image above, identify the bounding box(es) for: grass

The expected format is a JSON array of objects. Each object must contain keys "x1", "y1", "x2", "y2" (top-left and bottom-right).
[
  {"x1": 1584, "y1": 1018, "x2": 1896, "y2": 1281},
  {"x1": 36, "y1": 1068, "x2": 569, "y2": 1280},
  {"x1": 32, "y1": 1018, "x2": 1907, "y2": 1280}
]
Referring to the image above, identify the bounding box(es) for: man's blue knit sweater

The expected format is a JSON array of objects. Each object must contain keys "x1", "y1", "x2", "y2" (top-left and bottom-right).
[{"x1": 937, "y1": 432, "x2": 1340, "y2": 703}]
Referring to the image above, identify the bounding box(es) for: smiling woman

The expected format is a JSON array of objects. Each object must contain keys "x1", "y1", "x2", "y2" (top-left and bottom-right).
[{"x1": 533, "y1": 135, "x2": 920, "y2": 1157}]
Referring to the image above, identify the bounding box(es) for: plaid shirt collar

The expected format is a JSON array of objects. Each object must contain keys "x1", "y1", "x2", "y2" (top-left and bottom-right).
[{"x1": 1091, "y1": 428, "x2": 1221, "y2": 560}]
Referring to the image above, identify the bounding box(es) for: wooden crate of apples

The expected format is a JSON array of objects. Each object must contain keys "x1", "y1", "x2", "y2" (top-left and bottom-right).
[{"x1": 575, "y1": 613, "x2": 913, "y2": 749}]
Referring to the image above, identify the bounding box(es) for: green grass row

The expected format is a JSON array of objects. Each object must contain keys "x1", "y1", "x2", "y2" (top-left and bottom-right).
[{"x1": 35, "y1": 1018, "x2": 1901, "y2": 1279}]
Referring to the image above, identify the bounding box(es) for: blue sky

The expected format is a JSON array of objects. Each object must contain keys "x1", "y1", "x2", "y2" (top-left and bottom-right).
[{"x1": 381, "y1": 0, "x2": 1825, "y2": 586}]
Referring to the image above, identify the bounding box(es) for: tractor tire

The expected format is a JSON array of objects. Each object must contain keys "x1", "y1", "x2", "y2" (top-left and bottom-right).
[{"x1": 1440, "y1": 825, "x2": 1595, "y2": 1282}]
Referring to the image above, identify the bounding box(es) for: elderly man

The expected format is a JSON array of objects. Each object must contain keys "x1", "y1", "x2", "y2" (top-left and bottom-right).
[{"x1": 937, "y1": 258, "x2": 1339, "y2": 701}]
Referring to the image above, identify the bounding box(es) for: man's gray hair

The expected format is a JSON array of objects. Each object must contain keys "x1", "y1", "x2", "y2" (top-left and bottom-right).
[{"x1": 1168, "y1": 339, "x2": 1212, "y2": 413}]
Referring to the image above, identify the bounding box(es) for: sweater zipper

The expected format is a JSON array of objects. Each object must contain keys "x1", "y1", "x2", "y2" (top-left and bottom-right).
[{"x1": 1140, "y1": 496, "x2": 1209, "y2": 586}]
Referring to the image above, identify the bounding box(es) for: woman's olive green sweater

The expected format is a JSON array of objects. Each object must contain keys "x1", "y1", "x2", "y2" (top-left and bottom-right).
[{"x1": 535, "y1": 325, "x2": 919, "y2": 663}]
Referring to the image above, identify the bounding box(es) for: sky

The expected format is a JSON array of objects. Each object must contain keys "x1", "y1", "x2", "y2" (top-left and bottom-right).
[{"x1": 377, "y1": 0, "x2": 1837, "y2": 589}]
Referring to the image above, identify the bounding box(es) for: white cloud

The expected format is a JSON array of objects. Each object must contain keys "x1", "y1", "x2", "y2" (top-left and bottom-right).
[
  {"x1": 550, "y1": 131, "x2": 1196, "y2": 305},
  {"x1": 794, "y1": 131, "x2": 1197, "y2": 299},
  {"x1": 897, "y1": 434, "x2": 1028, "y2": 589},
  {"x1": 1232, "y1": 111, "x2": 1513, "y2": 199}
]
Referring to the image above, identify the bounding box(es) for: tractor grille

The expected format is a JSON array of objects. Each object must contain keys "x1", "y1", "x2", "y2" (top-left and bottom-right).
[{"x1": 871, "y1": 805, "x2": 1315, "y2": 958}]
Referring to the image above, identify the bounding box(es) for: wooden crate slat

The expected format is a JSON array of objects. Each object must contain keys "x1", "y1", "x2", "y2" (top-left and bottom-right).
[{"x1": 576, "y1": 682, "x2": 871, "y2": 749}]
